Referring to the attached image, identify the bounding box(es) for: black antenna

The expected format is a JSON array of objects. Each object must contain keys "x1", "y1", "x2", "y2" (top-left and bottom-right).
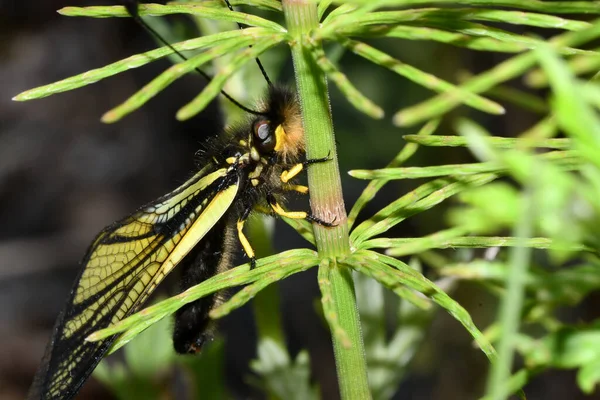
[
  {"x1": 223, "y1": 0, "x2": 272, "y2": 87},
  {"x1": 123, "y1": 0, "x2": 269, "y2": 116}
]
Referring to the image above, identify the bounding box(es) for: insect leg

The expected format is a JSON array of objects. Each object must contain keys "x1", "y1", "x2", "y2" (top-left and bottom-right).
[
  {"x1": 267, "y1": 194, "x2": 336, "y2": 227},
  {"x1": 236, "y1": 205, "x2": 257, "y2": 269},
  {"x1": 280, "y1": 153, "x2": 331, "y2": 183},
  {"x1": 284, "y1": 184, "x2": 309, "y2": 194}
]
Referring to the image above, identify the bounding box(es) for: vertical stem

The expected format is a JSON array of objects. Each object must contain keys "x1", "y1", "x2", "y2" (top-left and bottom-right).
[
  {"x1": 320, "y1": 260, "x2": 371, "y2": 400},
  {"x1": 282, "y1": 2, "x2": 370, "y2": 399},
  {"x1": 282, "y1": 0, "x2": 349, "y2": 257},
  {"x1": 485, "y1": 188, "x2": 533, "y2": 399}
]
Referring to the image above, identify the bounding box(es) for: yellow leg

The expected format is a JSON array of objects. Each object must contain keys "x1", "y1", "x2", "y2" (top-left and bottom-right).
[
  {"x1": 269, "y1": 198, "x2": 336, "y2": 227},
  {"x1": 285, "y1": 184, "x2": 309, "y2": 194},
  {"x1": 281, "y1": 154, "x2": 331, "y2": 183},
  {"x1": 270, "y1": 202, "x2": 308, "y2": 219},
  {"x1": 280, "y1": 163, "x2": 304, "y2": 183},
  {"x1": 236, "y1": 219, "x2": 255, "y2": 260}
]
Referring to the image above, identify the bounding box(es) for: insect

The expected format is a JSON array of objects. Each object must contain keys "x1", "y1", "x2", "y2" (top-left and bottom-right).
[{"x1": 27, "y1": 1, "x2": 331, "y2": 399}]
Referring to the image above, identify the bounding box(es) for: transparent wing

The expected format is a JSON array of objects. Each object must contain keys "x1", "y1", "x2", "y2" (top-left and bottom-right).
[{"x1": 28, "y1": 166, "x2": 239, "y2": 400}]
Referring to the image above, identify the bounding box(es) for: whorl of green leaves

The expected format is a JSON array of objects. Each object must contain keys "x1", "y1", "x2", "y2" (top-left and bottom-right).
[{"x1": 16, "y1": 1, "x2": 600, "y2": 124}]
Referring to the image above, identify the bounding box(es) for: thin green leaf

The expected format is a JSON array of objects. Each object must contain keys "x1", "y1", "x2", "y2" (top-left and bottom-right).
[
  {"x1": 352, "y1": 177, "x2": 458, "y2": 243},
  {"x1": 394, "y1": 19, "x2": 600, "y2": 126},
  {"x1": 360, "y1": 226, "x2": 468, "y2": 255},
  {"x1": 526, "y1": 51, "x2": 600, "y2": 88},
  {"x1": 348, "y1": 119, "x2": 440, "y2": 230},
  {"x1": 336, "y1": 18, "x2": 593, "y2": 56},
  {"x1": 13, "y1": 29, "x2": 264, "y2": 101},
  {"x1": 321, "y1": 3, "x2": 358, "y2": 24},
  {"x1": 395, "y1": 51, "x2": 536, "y2": 126},
  {"x1": 402, "y1": 135, "x2": 570, "y2": 149},
  {"x1": 379, "y1": 255, "x2": 498, "y2": 365},
  {"x1": 336, "y1": 0, "x2": 600, "y2": 15},
  {"x1": 535, "y1": 44, "x2": 600, "y2": 170},
  {"x1": 88, "y1": 249, "x2": 318, "y2": 344},
  {"x1": 351, "y1": 173, "x2": 498, "y2": 245},
  {"x1": 308, "y1": 39, "x2": 384, "y2": 119},
  {"x1": 59, "y1": 4, "x2": 285, "y2": 32},
  {"x1": 348, "y1": 250, "x2": 498, "y2": 364},
  {"x1": 363, "y1": 235, "x2": 595, "y2": 256},
  {"x1": 317, "y1": 0, "x2": 335, "y2": 20},
  {"x1": 349, "y1": 150, "x2": 580, "y2": 180},
  {"x1": 351, "y1": 259, "x2": 432, "y2": 310},
  {"x1": 376, "y1": 25, "x2": 532, "y2": 53},
  {"x1": 342, "y1": 39, "x2": 504, "y2": 115},
  {"x1": 202, "y1": 0, "x2": 283, "y2": 11},
  {"x1": 322, "y1": 8, "x2": 591, "y2": 50},
  {"x1": 281, "y1": 217, "x2": 316, "y2": 245},
  {"x1": 417, "y1": 8, "x2": 590, "y2": 31},
  {"x1": 210, "y1": 261, "x2": 304, "y2": 318},
  {"x1": 520, "y1": 116, "x2": 558, "y2": 139},
  {"x1": 326, "y1": 8, "x2": 589, "y2": 32},
  {"x1": 412, "y1": 20, "x2": 595, "y2": 55}
]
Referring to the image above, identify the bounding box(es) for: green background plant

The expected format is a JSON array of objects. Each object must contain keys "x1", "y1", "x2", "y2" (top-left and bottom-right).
[{"x1": 12, "y1": 0, "x2": 600, "y2": 399}]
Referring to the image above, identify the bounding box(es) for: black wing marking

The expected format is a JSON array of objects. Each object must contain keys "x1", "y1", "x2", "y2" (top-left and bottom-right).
[{"x1": 28, "y1": 167, "x2": 239, "y2": 400}]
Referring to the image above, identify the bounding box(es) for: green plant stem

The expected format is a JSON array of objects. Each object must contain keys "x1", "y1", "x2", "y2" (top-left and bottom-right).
[
  {"x1": 283, "y1": 0, "x2": 349, "y2": 255},
  {"x1": 485, "y1": 188, "x2": 534, "y2": 400},
  {"x1": 282, "y1": 1, "x2": 368, "y2": 399},
  {"x1": 322, "y1": 260, "x2": 371, "y2": 400}
]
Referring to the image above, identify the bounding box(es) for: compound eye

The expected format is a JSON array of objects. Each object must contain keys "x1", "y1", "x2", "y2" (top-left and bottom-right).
[
  {"x1": 253, "y1": 119, "x2": 275, "y2": 153},
  {"x1": 256, "y1": 122, "x2": 270, "y2": 141}
]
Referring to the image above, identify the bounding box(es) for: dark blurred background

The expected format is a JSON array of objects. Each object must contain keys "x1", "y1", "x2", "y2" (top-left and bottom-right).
[{"x1": 1, "y1": 1, "x2": 599, "y2": 399}]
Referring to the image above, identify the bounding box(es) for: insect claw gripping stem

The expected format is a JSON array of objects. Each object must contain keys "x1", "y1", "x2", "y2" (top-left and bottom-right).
[
  {"x1": 306, "y1": 214, "x2": 337, "y2": 227},
  {"x1": 303, "y1": 150, "x2": 332, "y2": 168}
]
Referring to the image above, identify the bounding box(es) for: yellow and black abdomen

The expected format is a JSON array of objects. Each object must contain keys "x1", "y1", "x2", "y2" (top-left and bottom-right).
[{"x1": 172, "y1": 215, "x2": 236, "y2": 354}]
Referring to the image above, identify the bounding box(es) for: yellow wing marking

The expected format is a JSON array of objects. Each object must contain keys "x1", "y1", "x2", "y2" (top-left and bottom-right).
[
  {"x1": 43, "y1": 168, "x2": 240, "y2": 397},
  {"x1": 62, "y1": 168, "x2": 235, "y2": 338}
]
